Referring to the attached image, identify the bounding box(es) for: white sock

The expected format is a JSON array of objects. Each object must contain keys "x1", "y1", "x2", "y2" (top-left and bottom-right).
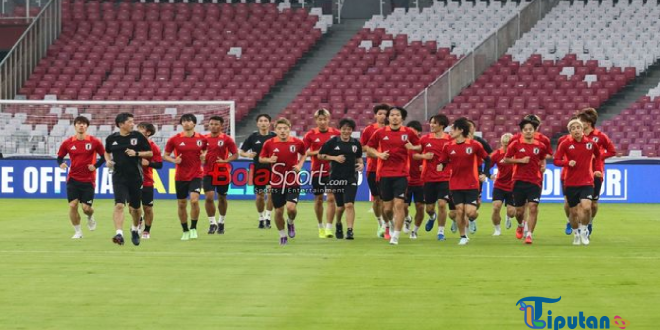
[
  {"x1": 574, "y1": 230, "x2": 580, "y2": 237},
  {"x1": 116, "y1": 229, "x2": 123, "y2": 236},
  {"x1": 325, "y1": 223, "x2": 332, "y2": 230},
  {"x1": 73, "y1": 224, "x2": 82, "y2": 233},
  {"x1": 265, "y1": 210, "x2": 271, "y2": 220},
  {"x1": 413, "y1": 225, "x2": 420, "y2": 232},
  {"x1": 392, "y1": 230, "x2": 401, "y2": 239},
  {"x1": 318, "y1": 223, "x2": 323, "y2": 229},
  {"x1": 259, "y1": 212, "x2": 265, "y2": 221},
  {"x1": 494, "y1": 224, "x2": 501, "y2": 231},
  {"x1": 287, "y1": 218, "x2": 294, "y2": 225},
  {"x1": 278, "y1": 230, "x2": 286, "y2": 238},
  {"x1": 438, "y1": 226, "x2": 445, "y2": 235},
  {"x1": 218, "y1": 215, "x2": 225, "y2": 224},
  {"x1": 209, "y1": 216, "x2": 217, "y2": 225},
  {"x1": 579, "y1": 224, "x2": 587, "y2": 233},
  {"x1": 131, "y1": 225, "x2": 138, "y2": 232},
  {"x1": 523, "y1": 222, "x2": 529, "y2": 232},
  {"x1": 527, "y1": 231, "x2": 532, "y2": 238},
  {"x1": 87, "y1": 215, "x2": 94, "y2": 221}
]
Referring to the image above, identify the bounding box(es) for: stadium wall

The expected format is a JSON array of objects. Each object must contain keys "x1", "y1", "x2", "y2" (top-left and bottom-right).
[{"x1": 0, "y1": 160, "x2": 658, "y2": 203}]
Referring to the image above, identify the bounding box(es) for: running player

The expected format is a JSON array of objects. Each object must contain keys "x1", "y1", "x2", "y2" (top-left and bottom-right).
[
  {"x1": 57, "y1": 116, "x2": 105, "y2": 239},
  {"x1": 437, "y1": 117, "x2": 489, "y2": 245},
  {"x1": 361, "y1": 103, "x2": 390, "y2": 237},
  {"x1": 557, "y1": 115, "x2": 578, "y2": 236},
  {"x1": 137, "y1": 122, "x2": 162, "y2": 239},
  {"x1": 403, "y1": 120, "x2": 425, "y2": 239},
  {"x1": 366, "y1": 106, "x2": 421, "y2": 245},
  {"x1": 577, "y1": 108, "x2": 616, "y2": 236},
  {"x1": 466, "y1": 119, "x2": 492, "y2": 234},
  {"x1": 417, "y1": 114, "x2": 453, "y2": 241},
  {"x1": 554, "y1": 119, "x2": 602, "y2": 246},
  {"x1": 259, "y1": 118, "x2": 306, "y2": 245},
  {"x1": 489, "y1": 133, "x2": 515, "y2": 236},
  {"x1": 303, "y1": 109, "x2": 341, "y2": 238},
  {"x1": 318, "y1": 118, "x2": 363, "y2": 240},
  {"x1": 504, "y1": 117, "x2": 550, "y2": 244},
  {"x1": 240, "y1": 114, "x2": 277, "y2": 229},
  {"x1": 164, "y1": 114, "x2": 208, "y2": 241},
  {"x1": 203, "y1": 116, "x2": 238, "y2": 235},
  {"x1": 105, "y1": 113, "x2": 153, "y2": 246}
]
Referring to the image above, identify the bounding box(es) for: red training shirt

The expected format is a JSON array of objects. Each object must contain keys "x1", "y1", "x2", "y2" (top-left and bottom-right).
[
  {"x1": 408, "y1": 149, "x2": 423, "y2": 187},
  {"x1": 203, "y1": 133, "x2": 238, "y2": 176},
  {"x1": 303, "y1": 127, "x2": 340, "y2": 177},
  {"x1": 366, "y1": 126, "x2": 421, "y2": 178},
  {"x1": 438, "y1": 138, "x2": 488, "y2": 190},
  {"x1": 554, "y1": 135, "x2": 602, "y2": 187},
  {"x1": 419, "y1": 133, "x2": 452, "y2": 182},
  {"x1": 490, "y1": 149, "x2": 514, "y2": 191},
  {"x1": 585, "y1": 128, "x2": 616, "y2": 174},
  {"x1": 142, "y1": 140, "x2": 162, "y2": 187},
  {"x1": 505, "y1": 138, "x2": 549, "y2": 187},
  {"x1": 259, "y1": 136, "x2": 306, "y2": 188},
  {"x1": 57, "y1": 135, "x2": 105, "y2": 184},
  {"x1": 361, "y1": 123, "x2": 382, "y2": 173},
  {"x1": 165, "y1": 132, "x2": 208, "y2": 181}
]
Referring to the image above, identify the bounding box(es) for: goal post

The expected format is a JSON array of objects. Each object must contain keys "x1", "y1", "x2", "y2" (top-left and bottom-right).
[{"x1": 0, "y1": 100, "x2": 235, "y2": 157}]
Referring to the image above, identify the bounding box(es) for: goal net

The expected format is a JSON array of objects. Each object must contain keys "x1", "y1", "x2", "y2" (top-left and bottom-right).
[{"x1": 0, "y1": 100, "x2": 235, "y2": 157}]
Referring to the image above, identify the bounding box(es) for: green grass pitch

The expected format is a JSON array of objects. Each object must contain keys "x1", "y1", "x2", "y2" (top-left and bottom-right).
[{"x1": 0, "y1": 199, "x2": 657, "y2": 330}]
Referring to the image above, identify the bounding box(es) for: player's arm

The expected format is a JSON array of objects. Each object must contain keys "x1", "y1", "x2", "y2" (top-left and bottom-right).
[
  {"x1": 552, "y1": 142, "x2": 569, "y2": 167},
  {"x1": 56, "y1": 141, "x2": 68, "y2": 169},
  {"x1": 504, "y1": 142, "x2": 527, "y2": 164},
  {"x1": 162, "y1": 138, "x2": 181, "y2": 164},
  {"x1": 128, "y1": 134, "x2": 153, "y2": 158},
  {"x1": 258, "y1": 141, "x2": 276, "y2": 164},
  {"x1": 365, "y1": 132, "x2": 388, "y2": 159},
  {"x1": 90, "y1": 141, "x2": 106, "y2": 170},
  {"x1": 317, "y1": 140, "x2": 338, "y2": 162},
  {"x1": 602, "y1": 135, "x2": 616, "y2": 160},
  {"x1": 489, "y1": 151, "x2": 501, "y2": 180},
  {"x1": 219, "y1": 140, "x2": 239, "y2": 163},
  {"x1": 294, "y1": 142, "x2": 306, "y2": 171},
  {"x1": 239, "y1": 135, "x2": 256, "y2": 158}
]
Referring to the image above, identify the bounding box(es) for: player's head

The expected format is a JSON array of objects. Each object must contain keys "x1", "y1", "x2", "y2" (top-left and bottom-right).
[
  {"x1": 137, "y1": 122, "x2": 156, "y2": 138},
  {"x1": 208, "y1": 116, "x2": 224, "y2": 134},
  {"x1": 115, "y1": 112, "x2": 134, "y2": 130},
  {"x1": 179, "y1": 113, "x2": 197, "y2": 131},
  {"x1": 73, "y1": 116, "x2": 90, "y2": 134},
  {"x1": 466, "y1": 119, "x2": 477, "y2": 136},
  {"x1": 567, "y1": 118, "x2": 584, "y2": 139},
  {"x1": 406, "y1": 120, "x2": 422, "y2": 136},
  {"x1": 451, "y1": 117, "x2": 471, "y2": 139},
  {"x1": 519, "y1": 117, "x2": 539, "y2": 140},
  {"x1": 523, "y1": 114, "x2": 542, "y2": 127},
  {"x1": 314, "y1": 108, "x2": 331, "y2": 130},
  {"x1": 373, "y1": 103, "x2": 390, "y2": 125},
  {"x1": 578, "y1": 108, "x2": 598, "y2": 128},
  {"x1": 387, "y1": 106, "x2": 407, "y2": 126},
  {"x1": 429, "y1": 114, "x2": 449, "y2": 133},
  {"x1": 274, "y1": 118, "x2": 291, "y2": 140},
  {"x1": 256, "y1": 114, "x2": 271, "y2": 131},
  {"x1": 339, "y1": 118, "x2": 356, "y2": 138},
  {"x1": 500, "y1": 132, "x2": 513, "y2": 150}
]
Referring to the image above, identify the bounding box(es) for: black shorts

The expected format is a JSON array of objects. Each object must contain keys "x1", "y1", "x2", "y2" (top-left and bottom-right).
[
  {"x1": 512, "y1": 181, "x2": 542, "y2": 207},
  {"x1": 405, "y1": 185, "x2": 424, "y2": 205},
  {"x1": 113, "y1": 178, "x2": 142, "y2": 209},
  {"x1": 379, "y1": 176, "x2": 407, "y2": 202},
  {"x1": 423, "y1": 181, "x2": 451, "y2": 205},
  {"x1": 311, "y1": 175, "x2": 330, "y2": 196},
  {"x1": 270, "y1": 187, "x2": 300, "y2": 209},
  {"x1": 330, "y1": 183, "x2": 358, "y2": 208},
  {"x1": 66, "y1": 179, "x2": 95, "y2": 205},
  {"x1": 203, "y1": 175, "x2": 229, "y2": 195},
  {"x1": 175, "y1": 178, "x2": 202, "y2": 200},
  {"x1": 593, "y1": 177, "x2": 603, "y2": 200},
  {"x1": 141, "y1": 185, "x2": 154, "y2": 207},
  {"x1": 367, "y1": 171, "x2": 380, "y2": 197},
  {"x1": 561, "y1": 180, "x2": 566, "y2": 195},
  {"x1": 450, "y1": 189, "x2": 479, "y2": 207},
  {"x1": 492, "y1": 187, "x2": 514, "y2": 207},
  {"x1": 565, "y1": 185, "x2": 594, "y2": 208}
]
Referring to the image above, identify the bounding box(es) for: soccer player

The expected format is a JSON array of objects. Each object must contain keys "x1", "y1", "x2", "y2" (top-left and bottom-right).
[
  {"x1": 366, "y1": 106, "x2": 421, "y2": 245},
  {"x1": 361, "y1": 103, "x2": 390, "y2": 237},
  {"x1": 303, "y1": 109, "x2": 341, "y2": 238},
  {"x1": 577, "y1": 108, "x2": 616, "y2": 236},
  {"x1": 504, "y1": 117, "x2": 549, "y2": 244},
  {"x1": 137, "y1": 122, "x2": 163, "y2": 239},
  {"x1": 403, "y1": 120, "x2": 425, "y2": 239},
  {"x1": 416, "y1": 114, "x2": 453, "y2": 241},
  {"x1": 489, "y1": 133, "x2": 516, "y2": 236},
  {"x1": 203, "y1": 116, "x2": 238, "y2": 234},
  {"x1": 104, "y1": 113, "x2": 153, "y2": 246},
  {"x1": 554, "y1": 119, "x2": 602, "y2": 246},
  {"x1": 240, "y1": 114, "x2": 277, "y2": 229},
  {"x1": 318, "y1": 118, "x2": 364, "y2": 240},
  {"x1": 57, "y1": 116, "x2": 105, "y2": 239},
  {"x1": 259, "y1": 118, "x2": 306, "y2": 245},
  {"x1": 437, "y1": 117, "x2": 489, "y2": 245},
  {"x1": 465, "y1": 119, "x2": 493, "y2": 234},
  {"x1": 164, "y1": 113, "x2": 208, "y2": 241}
]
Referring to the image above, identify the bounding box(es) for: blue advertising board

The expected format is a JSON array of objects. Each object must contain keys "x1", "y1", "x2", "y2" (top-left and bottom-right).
[{"x1": 0, "y1": 159, "x2": 658, "y2": 203}]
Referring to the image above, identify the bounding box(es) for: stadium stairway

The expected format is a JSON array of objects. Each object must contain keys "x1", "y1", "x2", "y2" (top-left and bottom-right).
[
  {"x1": 235, "y1": 18, "x2": 366, "y2": 141},
  {"x1": 597, "y1": 61, "x2": 660, "y2": 123}
]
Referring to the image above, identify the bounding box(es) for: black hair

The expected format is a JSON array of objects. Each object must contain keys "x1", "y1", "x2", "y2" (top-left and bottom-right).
[
  {"x1": 467, "y1": 118, "x2": 476, "y2": 128},
  {"x1": 578, "y1": 108, "x2": 598, "y2": 126},
  {"x1": 256, "y1": 114, "x2": 271, "y2": 122},
  {"x1": 115, "y1": 112, "x2": 133, "y2": 128},
  {"x1": 523, "y1": 114, "x2": 541, "y2": 126},
  {"x1": 73, "y1": 116, "x2": 90, "y2": 126},
  {"x1": 429, "y1": 114, "x2": 449, "y2": 128},
  {"x1": 452, "y1": 117, "x2": 471, "y2": 137},
  {"x1": 209, "y1": 115, "x2": 224, "y2": 124},
  {"x1": 180, "y1": 113, "x2": 197, "y2": 124},
  {"x1": 388, "y1": 106, "x2": 408, "y2": 121},
  {"x1": 338, "y1": 118, "x2": 356, "y2": 130},
  {"x1": 519, "y1": 118, "x2": 539, "y2": 131},
  {"x1": 406, "y1": 120, "x2": 422, "y2": 133},
  {"x1": 138, "y1": 122, "x2": 156, "y2": 137},
  {"x1": 373, "y1": 103, "x2": 391, "y2": 114}
]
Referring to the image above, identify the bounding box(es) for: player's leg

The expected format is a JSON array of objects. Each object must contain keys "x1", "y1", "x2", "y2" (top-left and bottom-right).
[
  {"x1": 343, "y1": 184, "x2": 357, "y2": 239},
  {"x1": 333, "y1": 187, "x2": 345, "y2": 239},
  {"x1": 404, "y1": 189, "x2": 413, "y2": 234},
  {"x1": 265, "y1": 189, "x2": 273, "y2": 227},
  {"x1": 127, "y1": 185, "x2": 143, "y2": 246},
  {"x1": 577, "y1": 187, "x2": 593, "y2": 245},
  {"x1": 111, "y1": 181, "x2": 130, "y2": 245},
  {"x1": 188, "y1": 178, "x2": 202, "y2": 239},
  {"x1": 312, "y1": 176, "x2": 325, "y2": 237},
  {"x1": 423, "y1": 182, "x2": 438, "y2": 232},
  {"x1": 491, "y1": 200, "x2": 503, "y2": 236},
  {"x1": 454, "y1": 200, "x2": 469, "y2": 245},
  {"x1": 411, "y1": 200, "x2": 424, "y2": 239},
  {"x1": 469, "y1": 183, "x2": 484, "y2": 234},
  {"x1": 523, "y1": 184, "x2": 542, "y2": 244},
  {"x1": 66, "y1": 181, "x2": 83, "y2": 238},
  {"x1": 562, "y1": 181, "x2": 572, "y2": 235},
  {"x1": 368, "y1": 172, "x2": 385, "y2": 236},
  {"x1": 216, "y1": 185, "x2": 229, "y2": 234},
  {"x1": 284, "y1": 188, "x2": 300, "y2": 239},
  {"x1": 389, "y1": 177, "x2": 408, "y2": 245},
  {"x1": 271, "y1": 189, "x2": 288, "y2": 245},
  {"x1": 203, "y1": 176, "x2": 218, "y2": 233},
  {"x1": 175, "y1": 180, "x2": 191, "y2": 240},
  {"x1": 589, "y1": 177, "x2": 602, "y2": 235},
  {"x1": 324, "y1": 190, "x2": 337, "y2": 238},
  {"x1": 140, "y1": 186, "x2": 153, "y2": 238},
  {"x1": 255, "y1": 189, "x2": 266, "y2": 228},
  {"x1": 79, "y1": 182, "x2": 96, "y2": 231},
  {"x1": 379, "y1": 178, "x2": 394, "y2": 240},
  {"x1": 504, "y1": 191, "x2": 515, "y2": 229}
]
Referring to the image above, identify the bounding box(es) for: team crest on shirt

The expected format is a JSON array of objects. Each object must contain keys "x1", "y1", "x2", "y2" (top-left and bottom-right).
[
  {"x1": 217, "y1": 140, "x2": 224, "y2": 147},
  {"x1": 289, "y1": 145, "x2": 296, "y2": 153},
  {"x1": 130, "y1": 138, "x2": 137, "y2": 146},
  {"x1": 352, "y1": 145, "x2": 358, "y2": 153},
  {"x1": 85, "y1": 143, "x2": 92, "y2": 150},
  {"x1": 466, "y1": 147, "x2": 473, "y2": 154},
  {"x1": 586, "y1": 143, "x2": 593, "y2": 150},
  {"x1": 592, "y1": 137, "x2": 599, "y2": 143},
  {"x1": 401, "y1": 134, "x2": 408, "y2": 141},
  {"x1": 197, "y1": 140, "x2": 203, "y2": 147},
  {"x1": 533, "y1": 147, "x2": 540, "y2": 155}
]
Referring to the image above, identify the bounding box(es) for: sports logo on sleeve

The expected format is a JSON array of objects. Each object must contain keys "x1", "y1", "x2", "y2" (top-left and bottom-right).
[{"x1": 130, "y1": 138, "x2": 137, "y2": 146}]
